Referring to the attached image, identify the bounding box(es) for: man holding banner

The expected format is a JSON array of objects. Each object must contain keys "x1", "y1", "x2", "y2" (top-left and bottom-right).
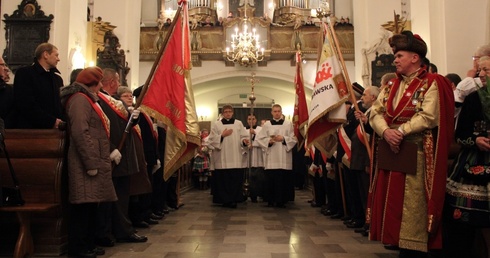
[{"x1": 369, "y1": 31, "x2": 454, "y2": 257}]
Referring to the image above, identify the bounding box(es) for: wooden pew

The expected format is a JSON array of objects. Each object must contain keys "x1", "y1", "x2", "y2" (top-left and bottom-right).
[{"x1": 0, "y1": 129, "x2": 67, "y2": 257}]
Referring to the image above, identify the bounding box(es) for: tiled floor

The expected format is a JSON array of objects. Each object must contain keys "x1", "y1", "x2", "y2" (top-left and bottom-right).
[{"x1": 81, "y1": 189, "x2": 398, "y2": 258}]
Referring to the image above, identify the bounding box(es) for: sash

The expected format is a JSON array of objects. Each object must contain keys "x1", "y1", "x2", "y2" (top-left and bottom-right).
[
  {"x1": 98, "y1": 92, "x2": 142, "y2": 141},
  {"x1": 97, "y1": 92, "x2": 129, "y2": 120},
  {"x1": 338, "y1": 127, "x2": 351, "y2": 167},
  {"x1": 356, "y1": 124, "x2": 370, "y2": 148},
  {"x1": 143, "y1": 112, "x2": 158, "y2": 141},
  {"x1": 68, "y1": 93, "x2": 110, "y2": 138},
  {"x1": 308, "y1": 146, "x2": 327, "y2": 176}
]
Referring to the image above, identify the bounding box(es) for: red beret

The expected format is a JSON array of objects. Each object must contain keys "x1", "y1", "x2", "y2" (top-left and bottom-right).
[{"x1": 76, "y1": 67, "x2": 103, "y2": 86}]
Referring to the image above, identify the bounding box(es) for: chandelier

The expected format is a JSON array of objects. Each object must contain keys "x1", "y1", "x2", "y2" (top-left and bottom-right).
[{"x1": 225, "y1": 17, "x2": 264, "y2": 67}]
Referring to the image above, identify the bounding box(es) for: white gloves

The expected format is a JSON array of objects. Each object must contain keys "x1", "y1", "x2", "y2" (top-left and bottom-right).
[
  {"x1": 110, "y1": 149, "x2": 122, "y2": 165},
  {"x1": 309, "y1": 163, "x2": 318, "y2": 172},
  {"x1": 131, "y1": 109, "x2": 141, "y2": 120},
  {"x1": 152, "y1": 159, "x2": 161, "y2": 174},
  {"x1": 87, "y1": 169, "x2": 98, "y2": 176}
]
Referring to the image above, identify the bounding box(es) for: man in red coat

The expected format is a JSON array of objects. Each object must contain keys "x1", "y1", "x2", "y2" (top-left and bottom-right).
[{"x1": 369, "y1": 31, "x2": 454, "y2": 257}]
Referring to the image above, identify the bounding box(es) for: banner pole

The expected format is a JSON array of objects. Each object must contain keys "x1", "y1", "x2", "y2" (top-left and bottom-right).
[{"x1": 325, "y1": 21, "x2": 372, "y2": 160}]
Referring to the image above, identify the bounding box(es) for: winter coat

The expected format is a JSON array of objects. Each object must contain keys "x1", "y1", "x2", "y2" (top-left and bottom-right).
[{"x1": 61, "y1": 83, "x2": 117, "y2": 204}]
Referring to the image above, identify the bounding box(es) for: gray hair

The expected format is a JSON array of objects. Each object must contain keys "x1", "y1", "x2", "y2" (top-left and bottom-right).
[
  {"x1": 380, "y1": 73, "x2": 397, "y2": 86},
  {"x1": 475, "y1": 44, "x2": 490, "y2": 57},
  {"x1": 365, "y1": 85, "x2": 380, "y2": 98},
  {"x1": 116, "y1": 86, "x2": 132, "y2": 98}
]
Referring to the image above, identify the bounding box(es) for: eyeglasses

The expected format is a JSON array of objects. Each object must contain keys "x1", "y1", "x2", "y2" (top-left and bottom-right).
[
  {"x1": 472, "y1": 56, "x2": 481, "y2": 61},
  {"x1": 0, "y1": 63, "x2": 6, "y2": 67}
]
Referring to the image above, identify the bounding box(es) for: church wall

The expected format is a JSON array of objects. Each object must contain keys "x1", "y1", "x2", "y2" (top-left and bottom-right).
[
  {"x1": 410, "y1": 0, "x2": 488, "y2": 77},
  {"x1": 352, "y1": 0, "x2": 400, "y2": 85},
  {"x1": 441, "y1": 0, "x2": 488, "y2": 77}
]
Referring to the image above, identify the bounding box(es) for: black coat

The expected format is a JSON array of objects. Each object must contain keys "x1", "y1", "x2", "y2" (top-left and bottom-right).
[
  {"x1": 97, "y1": 92, "x2": 139, "y2": 177},
  {"x1": 337, "y1": 104, "x2": 366, "y2": 161},
  {"x1": 0, "y1": 82, "x2": 14, "y2": 128},
  {"x1": 13, "y1": 61, "x2": 63, "y2": 129},
  {"x1": 350, "y1": 110, "x2": 373, "y2": 171}
]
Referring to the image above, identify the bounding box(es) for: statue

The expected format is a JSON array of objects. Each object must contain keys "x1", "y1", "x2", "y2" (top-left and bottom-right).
[
  {"x1": 157, "y1": 12, "x2": 165, "y2": 30},
  {"x1": 190, "y1": 15, "x2": 201, "y2": 30},
  {"x1": 293, "y1": 16, "x2": 302, "y2": 30}
]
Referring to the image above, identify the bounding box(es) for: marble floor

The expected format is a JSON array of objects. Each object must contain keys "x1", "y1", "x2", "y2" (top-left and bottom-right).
[{"x1": 67, "y1": 189, "x2": 398, "y2": 258}]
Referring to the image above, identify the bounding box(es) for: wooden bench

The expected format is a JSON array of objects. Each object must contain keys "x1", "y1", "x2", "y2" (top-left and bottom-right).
[{"x1": 0, "y1": 129, "x2": 67, "y2": 257}]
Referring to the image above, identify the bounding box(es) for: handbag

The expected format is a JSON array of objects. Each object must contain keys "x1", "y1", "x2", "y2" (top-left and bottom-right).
[{"x1": 0, "y1": 135, "x2": 25, "y2": 207}]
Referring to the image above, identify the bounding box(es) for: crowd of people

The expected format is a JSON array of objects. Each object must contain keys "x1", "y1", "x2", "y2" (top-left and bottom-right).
[
  {"x1": 306, "y1": 32, "x2": 490, "y2": 258},
  {"x1": 1, "y1": 28, "x2": 490, "y2": 258},
  {"x1": 0, "y1": 43, "x2": 183, "y2": 258}
]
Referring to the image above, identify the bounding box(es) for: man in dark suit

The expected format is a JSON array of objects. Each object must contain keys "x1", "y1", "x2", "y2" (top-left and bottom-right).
[
  {"x1": 331, "y1": 97, "x2": 366, "y2": 223},
  {"x1": 12, "y1": 43, "x2": 64, "y2": 129},
  {"x1": 95, "y1": 69, "x2": 148, "y2": 246},
  {"x1": 349, "y1": 86, "x2": 380, "y2": 233}
]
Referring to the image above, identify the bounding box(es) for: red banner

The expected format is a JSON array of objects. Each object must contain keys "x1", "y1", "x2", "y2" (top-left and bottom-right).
[
  {"x1": 140, "y1": 2, "x2": 200, "y2": 180},
  {"x1": 293, "y1": 52, "x2": 309, "y2": 150}
]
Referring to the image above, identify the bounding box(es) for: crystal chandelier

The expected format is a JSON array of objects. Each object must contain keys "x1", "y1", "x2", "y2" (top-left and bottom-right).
[{"x1": 225, "y1": 17, "x2": 264, "y2": 67}]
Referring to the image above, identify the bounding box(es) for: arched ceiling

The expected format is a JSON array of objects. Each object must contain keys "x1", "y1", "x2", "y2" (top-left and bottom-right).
[{"x1": 193, "y1": 76, "x2": 297, "y2": 97}]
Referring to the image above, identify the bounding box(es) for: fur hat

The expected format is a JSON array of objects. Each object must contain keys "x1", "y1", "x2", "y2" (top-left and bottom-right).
[
  {"x1": 389, "y1": 31, "x2": 427, "y2": 58},
  {"x1": 76, "y1": 67, "x2": 103, "y2": 86}
]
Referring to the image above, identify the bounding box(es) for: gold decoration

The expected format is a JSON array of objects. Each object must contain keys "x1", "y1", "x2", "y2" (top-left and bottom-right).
[{"x1": 381, "y1": 11, "x2": 409, "y2": 34}]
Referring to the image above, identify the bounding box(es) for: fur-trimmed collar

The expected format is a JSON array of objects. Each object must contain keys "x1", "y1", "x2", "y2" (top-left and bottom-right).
[{"x1": 60, "y1": 82, "x2": 98, "y2": 106}]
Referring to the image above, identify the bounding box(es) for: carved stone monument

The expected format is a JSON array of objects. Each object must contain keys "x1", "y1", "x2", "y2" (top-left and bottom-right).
[
  {"x1": 2, "y1": 0, "x2": 53, "y2": 72},
  {"x1": 95, "y1": 20, "x2": 130, "y2": 86}
]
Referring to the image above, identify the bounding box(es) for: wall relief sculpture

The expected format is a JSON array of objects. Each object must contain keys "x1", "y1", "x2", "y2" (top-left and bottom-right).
[
  {"x1": 96, "y1": 30, "x2": 130, "y2": 86},
  {"x1": 2, "y1": 0, "x2": 53, "y2": 72}
]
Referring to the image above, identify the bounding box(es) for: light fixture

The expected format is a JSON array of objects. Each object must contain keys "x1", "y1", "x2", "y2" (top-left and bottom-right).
[
  {"x1": 268, "y1": 2, "x2": 274, "y2": 11},
  {"x1": 283, "y1": 106, "x2": 294, "y2": 120},
  {"x1": 225, "y1": 17, "x2": 264, "y2": 67},
  {"x1": 197, "y1": 106, "x2": 211, "y2": 121},
  {"x1": 217, "y1": 2, "x2": 223, "y2": 11}
]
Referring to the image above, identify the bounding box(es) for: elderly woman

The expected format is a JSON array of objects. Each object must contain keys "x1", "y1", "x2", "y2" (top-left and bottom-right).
[
  {"x1": 61, "y1": 67, "x2": 118, "y2": 258},
  {"x1": 444, "y1": 56, "x2": 490, "y2": 257},
  {"x1": 116, "y1": 86, "x2": 134, "y2": 107}
]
